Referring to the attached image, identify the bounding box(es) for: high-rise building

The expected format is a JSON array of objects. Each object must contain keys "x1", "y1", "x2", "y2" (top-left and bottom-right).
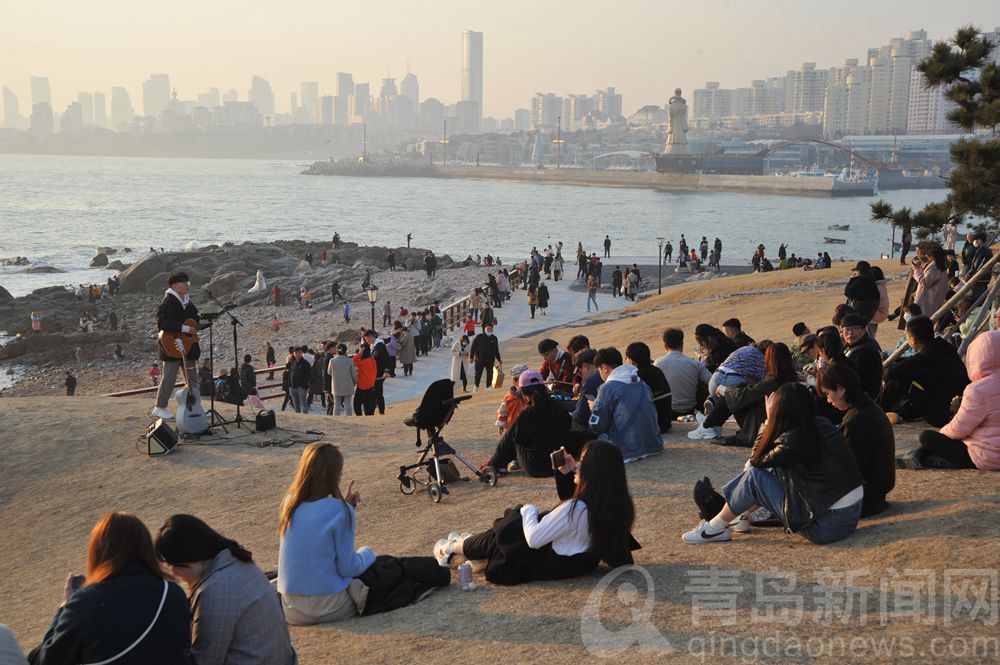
[
  {"x1": 419, "y1": 97, "x2": 444, "y2": 129},
  {"x1": 595, "y1": 87, "x2": 622, "y2": 119},
  {"x1": 401, "y1": 72, "x2": 419, "y2": 107},
  {"x1": 455, "y1": 100, "x2": 480, "y2": 134},
  {"x1": 513, "y1": 108, "x2": 530, "y2": 131},
  {"x1": 335, "y1": 73, "x2": 355, "y2": 126},
  {"x1": 824, "y1": 59, "x2": 870, "y2": 138},
  {"x1": 77, "y1": 92, "x2": 94, "y2": 126},
  {"x1": 564, "y1": 94, "x2": 594, "y2": 130},
  {"x1": 224, "y1": 89, "x2": 238, "y2": 103},
  {"x1": 30, "y1": 102, "x2": 53, "y2": 134},
  {"x1": 249, "y1": 75, "x2": 274, "y2": 117},
  {"x1": 378, "y1": 78, "x2": 398, "y2": 115},
  {"x1": 462, "y1": 30, "x2": 484, "y2": 131},
  {"x1": 61, "y1": 101, "x2": 83, "y2": 133},
  {"x1": 2, "y1": 86, "x2": 21, "y2": 128},
  {"x1": 692, "y1": 82, "x2": 734, "y2": 119},
  {"x1": 197, "y1": 88, "x2": 221, "y2": 109},
  {"x1": 142, "y1": 73, "x2": 171, "y2": 118},
  {"x1": 30, "y1": 76, "x2": 52, "y2": 107},
  {"x1": 352, "y1": 83, "x2": 370, "y2": 120},
  {"x1": 300, "y1": 82, "x2": 318, "y2": 123},
  {"x1": 93, "y1": 91, "x2": 107, "y2": 128},
  {"x1": 865, "y1": 30, "x2": 931, "y2": 134},
  {"x1": 110, "y1": 87, "x2": 135, "y2": 129},
  {"x1": 530, "y1": 93, "x2": 562, "y2": 130},
  {"x1": 784, "y1": 63, "x2": 828, "y2": 115},
  {"x1": 319, "y1": 96, "x2": 334, "y2": 125},
  {"x1": 907, "y1": 68, "x2": 956, "y2": 134}
]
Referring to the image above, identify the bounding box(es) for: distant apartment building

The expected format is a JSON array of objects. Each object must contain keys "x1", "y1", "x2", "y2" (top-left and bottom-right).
[
  {"x1": 30, "y1": 102, "x2": 54, "y2": 134},
  {"x1": 61, "y1": 101, "x2": 83, "y2": 133},
  {"x1": 785, "y1": 63, "x2": 829, "y2": 115},
  {"x1": 530, "y1": 92, "x2": 561, "y2": 130},
  {"x1": 248, "y1": 75, "x2": 274, "y2": 118},
  {"x1": 77, "y1": 92, "x2": 94, "y2": 126},
  {"x1": 30, "y1": 76, "x2": 52, "y2": 107},
  {"x1": 462, "y1": 29, "x2": 484, "y2": 131},
  {"x1": 401, "y1": 72, "x2": 419, "y2": 107},
  {"x1": 595, "y1": 87, "x2": 622, "y2": 119},
  {"x1": 906, "y1": 69, "x2": 956, "y2": 134},
  {"x1": 319, "y1": 96, "x2": 334, "y2": 126},
  {"x1": 513, "y1": 108, "x2": 530, "y2": 131},
  {"x1": 300, "y1": 82, "x2": 318, "y2": 123},
  {"x1": 420, "y1": 97, "x2": 444, "y2": 130},
  {"x1": 93, "y1": 91, "x2": 107, "y2": 128},
  {"x1": 110, "y1": 87, "x2": 136, "y2": 129},
  {"x1": 693, "y1": 82, "x2": 733, "y2": 119},
  {"x1": 3, "y1": 86, "x2": 22, "y2": 129}
]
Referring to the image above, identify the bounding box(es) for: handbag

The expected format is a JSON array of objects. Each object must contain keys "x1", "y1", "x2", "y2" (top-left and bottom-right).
[{"x1": 493, "y1": 365, "x2": 505, "y2": 389}]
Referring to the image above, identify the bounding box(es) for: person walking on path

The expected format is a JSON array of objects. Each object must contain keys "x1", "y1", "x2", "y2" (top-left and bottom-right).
[
  {"x1": 537, "y1": 282, "x2": 550, "y2": 316},
  {"x1": 552, "y1": 254, "x2": 563, "y2": 282},
  {"x1": 678, "y1": 235, "x2": 688, "y2": 262},
  {"x1": 470, "y1": 324, "x2": 502, "y2": 392},
  {"x1": 387, "y1": 250, "x2": 396, "y2": 272},
  {"x1": 364, "y1": 330, "x2": 391, "y2": 415},
  {"x1": 266, "y1": 341, "x2": 276, "y2": 379},
  {"x1": 664, "y1": 241, "x2": 673, "y2": 264},
  {"x1": 527, "y1": 285, "x2": 538, "y2": 319},
  {"x1": 395, "y1": 323, "x2": 416, "y2": 376},
  {"x1": 700, "y1": 237, "x2": 709, "y2": 262},
  {"x1": 611, "y1": 266, "x2": 622, "y2": 298},
  {"x1": 587, "y1": 274, "x2": 600, "y2": 312},
  {"x1": 603, "y1": 235, "x2": 612, "y2": 258},
  {"x1": 65, "y1": 371, "x2": 77, "y2": 396},
  {"x1": 328, "y1": 344, "x2": 356, "y2": 416},
  {"x1": 382, "y1": 301, "x2": 392, "y2": 327}
]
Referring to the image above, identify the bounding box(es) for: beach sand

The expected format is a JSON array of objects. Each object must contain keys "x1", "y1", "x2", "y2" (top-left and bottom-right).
[{"x1": 2, "y1": 260, "x2": 997, "y2": 664}]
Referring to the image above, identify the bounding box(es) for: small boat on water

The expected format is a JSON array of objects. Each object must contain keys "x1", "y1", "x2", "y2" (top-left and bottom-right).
[
  {"x1": 823, "y1": 237, "x2": 847, "y2": 244},
  {"x1": 828, "y1": 224, "x2": 851, "y2": 231}
]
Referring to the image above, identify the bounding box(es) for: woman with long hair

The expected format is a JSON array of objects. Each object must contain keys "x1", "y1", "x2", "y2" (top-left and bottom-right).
[
  {"x1": 31, "y1": 513, "x2": 191, "y2": 665},
  {"x1": 693, "y1": 323, "x2": 738, "y2": 373},
  {"x1": 819, "y1": 363, "x2": 896, "y2": 516},
  {"x1": 155, "y1": 515, "x2": 294, "y2": 665},
  {"x1": 698, "y1": 342, "x2": 798, "y2": 447},
  {"x1": 912, "y1": 244, "x2": 948, "y2": 321},
  {"x1": 483, "y1": 370, "x2": 571, "y2": 480},
  {"x1": 437, "y1": 439, "x2": 636, "y2": 585},
  {"x1": 684, "y1": 383, "x2": 864, "y2": 545},
  {"x1": 276, "y1": 442, "x2": 372, "y2": 625}
]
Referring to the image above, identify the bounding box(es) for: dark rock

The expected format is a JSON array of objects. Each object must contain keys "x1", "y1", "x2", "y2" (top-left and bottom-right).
[
  {"x1": 106, "y1": 260, "x2": 131, "y2": 271},
  {"x1": 26, "y1": 266, "x2": 66, "y2": 274},
  {"x1": 1, "y1": 256, "x2": 30, "y2": 267},
  {"x1": 0, "y1": 285, "x2": 12, "y2": 302},
  {"x1": 90, "y1": 253, "x2": 109, "y2": 267}
]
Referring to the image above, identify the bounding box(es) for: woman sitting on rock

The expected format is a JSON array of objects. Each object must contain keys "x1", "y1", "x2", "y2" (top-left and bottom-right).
[
  {"x1": 683, "y1": 382, "x2": 864, "y2": 545},
  {"x1": 436, "y1": 439, "x2": 637, "y2": 586},
  {"x1": 155, "y1": 514, "x2": 295, "y2": 664}
]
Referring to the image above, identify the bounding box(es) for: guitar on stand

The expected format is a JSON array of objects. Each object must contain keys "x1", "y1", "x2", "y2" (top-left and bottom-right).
[{"x1": 158, "y1": 322, "x2": 208, "y2": 435}]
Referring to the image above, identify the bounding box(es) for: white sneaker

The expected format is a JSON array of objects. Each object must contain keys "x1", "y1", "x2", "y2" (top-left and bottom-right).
[
  {"x1": 486, "y1": 386, "x2": 494, "y2": 392},
  {"x1": 694, "y1": 411, "x2": 706, "y2": 427},
  {"x1": 507, "y1": 460, "x2": 520, "y2": 472},
  {"x1": 682, "y1": 520, "x2": 732, "y2": 544},
  {"x1": 687, "y1": 425, "x2": 721, "y2": 440},
  {"x1": 471, "y1": 386, "x2": 478, "y2": 394},
  {"x1": 729, "y1": 515, "x2": 750, "y2": 533},
  {"x1": 151, "y1": 407, "x2": 174, "y2": 421},
  {"x1": 433, "y1": 538, "x2": 453, "y2": 567}
]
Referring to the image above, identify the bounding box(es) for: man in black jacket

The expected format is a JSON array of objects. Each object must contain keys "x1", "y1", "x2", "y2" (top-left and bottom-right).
[
  {"x1": 470, "y1": 324, "x2": 502, "y2": 391},
  {"x1": 288, "y1": 346, "x2": 311, "y2": 413},
  {"x1": 722, "y1": 318, "x2": 755, "y2": 348},
  {"x1": 841, "y1": 312, "x2": 883, "y2": 399},
  {"x1": 152, "y1": 272, "x2": 201, "y2": 420},
  {"x1": 881, "y1": 315, "x2": 970, "y2": 426},
  {"x1": 844, "y1": 261, "x2": 880, "y2": 324},
  {"x1": 963, "y1": 232, "x2": 994, "y2": 307},
  {"x1": 364, "y1": 330, "x2": 391, "y2": 415}
]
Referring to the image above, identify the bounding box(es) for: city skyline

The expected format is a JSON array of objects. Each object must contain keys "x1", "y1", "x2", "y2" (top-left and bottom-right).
[{"x1": 3, "y1": 1, "x2": 998, "y2": 120}]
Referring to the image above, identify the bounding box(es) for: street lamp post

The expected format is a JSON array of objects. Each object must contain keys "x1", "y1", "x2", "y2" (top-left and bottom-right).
[
  {"x1": 656, "y1": 237, "x2": 664, "y2": 294},
  {"x1": 366, "y1": 283, "x2": 379, "y2": 331}
]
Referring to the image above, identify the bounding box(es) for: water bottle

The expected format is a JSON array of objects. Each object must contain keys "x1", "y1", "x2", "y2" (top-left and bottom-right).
[{"x1": 458, "y1": 562, "x2": 476, "y2": 591}]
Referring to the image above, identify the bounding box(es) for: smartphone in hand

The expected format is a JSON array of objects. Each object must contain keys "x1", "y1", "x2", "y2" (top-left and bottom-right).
[{"x1": 550, "y1": 448, "x2": 566, "y2": 471}]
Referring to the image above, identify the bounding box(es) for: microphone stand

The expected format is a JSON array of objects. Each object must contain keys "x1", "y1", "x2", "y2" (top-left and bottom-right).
[
  {"x1": 204, "y1": 289, "x2": 247, "y2": 429},
  {"x1": 203, "y1": 314, "x2": 227, "y2": 432}
]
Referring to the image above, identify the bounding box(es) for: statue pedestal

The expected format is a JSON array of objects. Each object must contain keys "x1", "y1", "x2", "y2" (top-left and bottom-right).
[
  {"x1": 655, "y1": 154, "x2": 702, "y2": 173},
  {"x1": 664, "y1": 144, "x2": 688, "y2": 156}
]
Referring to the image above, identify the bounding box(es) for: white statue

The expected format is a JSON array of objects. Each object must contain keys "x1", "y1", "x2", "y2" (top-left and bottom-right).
[
  {"x1": 664, "y1": 88, "x2": 689, "y2": 155},
  {"x1": 248, "y1": 268, "x2": 267, "y2": 293}
]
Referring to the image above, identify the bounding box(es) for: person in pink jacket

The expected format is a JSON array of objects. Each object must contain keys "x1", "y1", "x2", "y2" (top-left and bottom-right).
[
  {"x1": 902, "y1": 330, "x2": 1000, "y2": 469},
  {"x1": 911, "y1": 247, "x2": 948, "y2": 320}
]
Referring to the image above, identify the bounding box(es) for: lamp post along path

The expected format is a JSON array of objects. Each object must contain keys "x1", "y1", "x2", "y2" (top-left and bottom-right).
[
  {"x1": 656, "y1": 236, "x2": 664, "y2": 294},
  {"x1": 366, "y1": 284, "x2": 379, "y2": 332}
]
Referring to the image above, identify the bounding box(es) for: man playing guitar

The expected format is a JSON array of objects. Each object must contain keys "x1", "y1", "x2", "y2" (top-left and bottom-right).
[{"x1": 152, "y1": 272, "x2": 202, "y2": 420}]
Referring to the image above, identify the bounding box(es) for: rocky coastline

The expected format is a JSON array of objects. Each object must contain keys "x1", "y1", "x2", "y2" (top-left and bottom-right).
[{"x1": 0, "y1": 240, "x2": 483, "y2": 397}]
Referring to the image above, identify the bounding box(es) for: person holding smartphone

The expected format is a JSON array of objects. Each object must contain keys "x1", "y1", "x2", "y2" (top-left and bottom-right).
[{"x1": 435, "y1": 440, "x2": 637, "y2": 586}]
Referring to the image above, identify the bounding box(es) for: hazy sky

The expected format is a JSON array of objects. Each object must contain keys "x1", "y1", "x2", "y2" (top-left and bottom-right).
[{"x1": 2, "y1": 0, "x2": 998, "y2": 117}]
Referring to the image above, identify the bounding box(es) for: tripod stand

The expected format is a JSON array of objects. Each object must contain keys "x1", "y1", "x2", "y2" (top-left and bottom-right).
[
  {"x1": 202, "y1": 312, "x2": 228, "y2": 431},
  {"x1": 204, "y1": 289, "x2": 247, "y2": 429}
]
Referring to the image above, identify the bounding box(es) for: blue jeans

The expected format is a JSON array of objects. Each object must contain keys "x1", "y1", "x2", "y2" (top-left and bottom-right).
[
  {"x1": 290, "y1": 387, "x2": 308, "y2": 413},
  {"x1": 722, "y1": 466, "x2": 862, "y2": 545},
  {"x1": 707, "y1": 370, "x2": 745, "y2": 396},
  {"x1": 587, "y1": 292, "x2": 598, "y2": 311}
]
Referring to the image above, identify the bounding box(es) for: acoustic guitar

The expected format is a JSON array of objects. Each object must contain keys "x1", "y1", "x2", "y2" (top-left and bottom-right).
[
  {"x1": 158, "y1": 318, "x2": 199, "y2": 359},
  {"x1": 160, "y1": 332, "x2": 208, "y2": 435}
]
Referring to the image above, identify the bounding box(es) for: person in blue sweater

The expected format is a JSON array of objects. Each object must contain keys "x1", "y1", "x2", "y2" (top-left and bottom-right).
[{"x1": 276, "y1": 442, "x2": 373, "y2": 625}]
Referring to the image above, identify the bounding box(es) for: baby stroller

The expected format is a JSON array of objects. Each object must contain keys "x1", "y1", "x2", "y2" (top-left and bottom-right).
[{"x1": 398, "y1": 378, "x2": 499, "y2": 503}]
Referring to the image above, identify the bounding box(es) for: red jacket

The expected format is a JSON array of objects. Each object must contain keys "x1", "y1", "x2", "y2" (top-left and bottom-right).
[
  {"x1": 353, "y1": 355, "x2": 377, "y2": 390},
  {"x1": 540, "y1": 350, "x2": 574, "y2": 388}
]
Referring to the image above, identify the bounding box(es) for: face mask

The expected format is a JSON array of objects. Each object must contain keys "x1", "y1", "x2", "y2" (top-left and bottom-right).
[
  {"x1": 903, "y1": 314, "x2": 913, "y2": 322},
  {"x1": 485, "y1": 331, "x2": 493, "y2": 336}
]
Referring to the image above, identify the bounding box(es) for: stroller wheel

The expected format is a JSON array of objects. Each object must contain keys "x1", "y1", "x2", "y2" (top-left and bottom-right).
[
  {"x1": 481, "y1": 466, "x2": 499, "y2": 487},
  {"x1": 428, "y1": 482, "x2": 444, "y2": 503},
  {"x1": 399, "y1": 476, "x2": 415, "y2": 495}
]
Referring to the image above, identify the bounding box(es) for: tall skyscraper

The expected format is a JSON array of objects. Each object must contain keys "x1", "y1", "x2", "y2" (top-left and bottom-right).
[
  {"x1": 352, "y1": 83, "x2": 370, "y2": 120},
  {"x1": 784, "y1": 63, "x2": 829, "y2": 115},
  {"x1": 530, "y1": 93, "x2": 561, "y2": 130},
  {"x1": 93, "y1": 91, "x2": 107, "y2": 128},
  {"x1": 61, "y1": 102, "x2": 83, "y2": 133},
  {"x1": 110, "y1": 87, "x2": 135, "y2": 128},
  {"x1": 249, "y1": 76, "x2": 275, "y2": 117},
  {"x1": 301, "y1": 82, "x2": 319, "y2": 123},
  {"x1": 319, "y1": 95, "x2": 334, "y2": 125},
  {"x1": 142, "y1": 74, "x2": 171, "y2": 118},
  {"x1": 378, "y1": 78, "x2": 398, "y2": 114},
  {"x1": 30, "y1": 103, "x2": 53, "y2": 134},
  {"x1": 513, "y1": 108, "x2": 530, "y2": 131},
  {"x1": 595, "y1": 87, "x2": 622, "y2": 119},
  {"x1": 77, "y1": 92, "x2": 94, "y2": 126},
  {"x1": 462, "y1": 29, "x2": 484, "y2": 131},
  {"x1": 335, "y1": 74, "x2": 354, "y2": 126},
  {"x1": 30, "y1": 76, "x2": 52, "y2": 107},
  {"x1": 224, "y1": 89, "x2": 238, "y2": 103},
  {"x1": 2, "y1": 86, "x2": 21, "y2": 128},
  {"x1": 401, "y1": 72, "x2": 419, "y2": 107}
]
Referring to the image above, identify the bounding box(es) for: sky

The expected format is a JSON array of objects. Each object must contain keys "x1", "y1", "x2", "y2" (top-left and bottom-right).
[{"x1": 2, "y1": 0, "x2": 999, "y2": 118}]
